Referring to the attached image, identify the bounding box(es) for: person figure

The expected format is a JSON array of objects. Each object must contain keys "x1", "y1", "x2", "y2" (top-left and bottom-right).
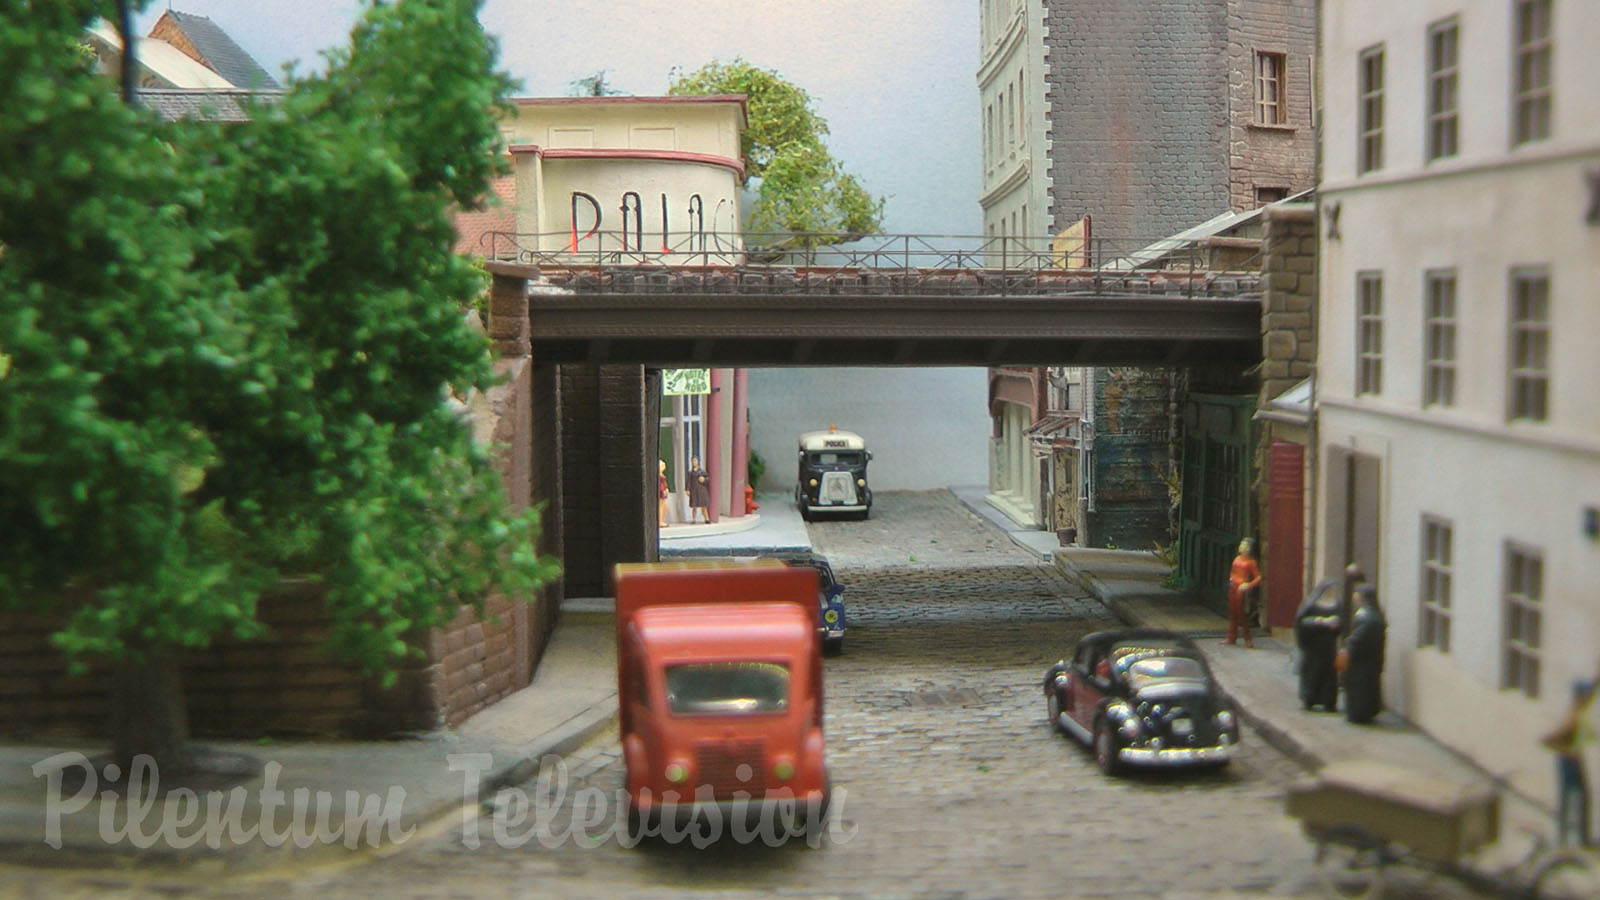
[
  {"x1": 1293, "y1": 579, "x2": 1344, "y2": 712},
  {"x1": 687, "y1": 457, "x2": 710, "y2": 524},
  {"x1": 658, "y1": 459, "x2": 669, "y2": 528},
  {"x1": 1340, "y1": 584, "x2": 1386, "y2": 724},
  {"x1": 1542, "y1": 661, "x2": 1600, "y2": 848},
  {"x1": 1223, "y1": 538, "x2": 1262, "y2": 648},
  {"x1": 1340, "y1": 562, "x2": 1367, "y2": 640}
]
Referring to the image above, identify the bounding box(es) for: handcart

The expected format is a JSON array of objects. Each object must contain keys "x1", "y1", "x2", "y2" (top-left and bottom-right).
[{"x1": 1286, "y1": 760, "x2": 1600, "y2": 899}]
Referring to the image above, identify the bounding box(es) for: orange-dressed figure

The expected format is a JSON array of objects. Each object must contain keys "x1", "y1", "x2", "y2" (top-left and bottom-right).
[{"x1": 1224, "y1": 538, "x2": 1262, "y2": 648}]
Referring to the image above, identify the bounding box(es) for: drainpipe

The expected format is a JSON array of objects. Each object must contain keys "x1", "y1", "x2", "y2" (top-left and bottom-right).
[
  {"x1": 706, "y1": 369, "x2": 722, "y2": 524},
  {"x1": 731, "y1": 369, "x2": 749, "y2": 516}
]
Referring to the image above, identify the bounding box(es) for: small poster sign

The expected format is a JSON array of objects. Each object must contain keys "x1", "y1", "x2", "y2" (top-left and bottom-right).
[{"x1": 662, "y1": 369, "x2": 711, "y2": 396}]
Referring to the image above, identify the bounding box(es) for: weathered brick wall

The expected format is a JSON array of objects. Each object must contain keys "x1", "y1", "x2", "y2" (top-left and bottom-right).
[
  {"x1": 558, "y1": 363, "x2": 657, "y2": 597},
  {"x1": 1087, "y1": 367, "x2": 1176, "y2": 549},
  {"x1": 0, "y1": 289, "x2": 552, "y2": 739},
  {"x1": 1043, "y1": 0, "x2": 1230, "y2": 243},
  {"x1": 1225, "y1": 0, "x2": 1317, "y2": 208}
]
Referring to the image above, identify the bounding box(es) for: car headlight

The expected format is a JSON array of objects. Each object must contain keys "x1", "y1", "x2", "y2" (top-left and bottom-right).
[
  {"x1": 1118, "y1": 717, "x2": 1143, "y2": 740},
  {"x1": 824, "y1": 609, "x2": 839, "y2": 623},
  {"x1": 1171, "y1": 718, "x2": 1195, "y2": 738},
  {"x1": 1215, "y1": 710, "x2": 1236, "y2": 731}
]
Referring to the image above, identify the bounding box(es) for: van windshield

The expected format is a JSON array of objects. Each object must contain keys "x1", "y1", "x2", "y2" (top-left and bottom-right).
[
  {"x1": 665, "y1": 662, "x2": 790, "y2": 715},
  {"x1": 808, "y1": 451, "x2": 863, "y2": 467}
]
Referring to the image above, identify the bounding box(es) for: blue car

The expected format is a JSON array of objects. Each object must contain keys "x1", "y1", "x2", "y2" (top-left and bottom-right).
[{"x1": 768, "y1": 552, "x2": 846, "y2": 656}]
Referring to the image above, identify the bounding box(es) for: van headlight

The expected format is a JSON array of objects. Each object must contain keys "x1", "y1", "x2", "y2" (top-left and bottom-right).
[
  {"x1": 809, "y1": 478, "x2": 818, "y2": 487},
  {"x1": 857, "y1": 478, "x2": 866, "y2": 486}
]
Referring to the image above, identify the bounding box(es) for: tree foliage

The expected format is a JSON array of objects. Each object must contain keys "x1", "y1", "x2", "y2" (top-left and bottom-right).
[
  {"x1": 668, "y1": 58, "x2": 883, "y2": 245},
  {"x1": 0, "y1": 0, "x2": 558, "y2": 756}
]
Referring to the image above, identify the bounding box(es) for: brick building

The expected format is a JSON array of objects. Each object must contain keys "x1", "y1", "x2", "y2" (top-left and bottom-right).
[{"x1": 978, "y1": 0, "x2": 1316, "y2": 568}]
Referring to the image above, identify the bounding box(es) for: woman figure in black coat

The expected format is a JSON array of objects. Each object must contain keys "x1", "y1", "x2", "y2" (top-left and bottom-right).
[
  {"x1": 1342, "y1": 584, "x2": 1387, "y2": 724},
  {"x1": 1294, "y1": 579, "x2": 1344, "y2": 712}
]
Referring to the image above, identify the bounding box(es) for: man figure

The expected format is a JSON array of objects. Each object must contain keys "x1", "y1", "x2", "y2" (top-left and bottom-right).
[
  {"x1": 1223, "y1": 538, "x2": 1262, "y2": 649},
  {"x1": 1341, "y1": 585, "x2": 1386, "y2": 724},
  {"x1": 1543, "y1": 662, "x2": 1600, "y2": 847},
  {"x1": 687, "y1": 457, "x2": 711, "y2": 525}
]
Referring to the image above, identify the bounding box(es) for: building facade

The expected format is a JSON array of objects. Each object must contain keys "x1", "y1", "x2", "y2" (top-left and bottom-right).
[
  {"x1": 1317, "y1": 0, "x2": 1600, "y2": 803},
  {"x1": 979, "y1": 0, "x2": 1316, "y2": 550}
]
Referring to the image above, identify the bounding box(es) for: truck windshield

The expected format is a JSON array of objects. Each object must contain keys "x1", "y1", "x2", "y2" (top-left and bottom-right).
[
  {"x1": 665, "y1": 662, "x2": 790, "y2": 715},
  {"x1": 808, "y1": 451, "x2": 863, "y2": 467}
]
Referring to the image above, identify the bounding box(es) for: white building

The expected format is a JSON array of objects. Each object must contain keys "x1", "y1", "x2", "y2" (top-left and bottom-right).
[{"x1": 1317, "y1": 0, "x2": 1600, "y2": 805}]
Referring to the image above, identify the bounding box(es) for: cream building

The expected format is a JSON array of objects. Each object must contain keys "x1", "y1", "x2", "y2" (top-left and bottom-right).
[
  {"x1": 1318, "y1": 0, "x2": 1600, "y2": 803},
  {"x1": 501, "y1": 96, "x2": 747, "y2": 263}
]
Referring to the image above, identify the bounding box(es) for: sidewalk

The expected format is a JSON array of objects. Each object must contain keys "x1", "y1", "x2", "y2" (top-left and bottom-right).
[
  {"x1": 1051, "y1": 545, "x2": 1556, "y2": 850},
  {"x1": 657, "y1": 490, "x2": 813, "y2": 557},
  {"x1": 0, "y1": 602, "x2": 619, "y2": 872}
]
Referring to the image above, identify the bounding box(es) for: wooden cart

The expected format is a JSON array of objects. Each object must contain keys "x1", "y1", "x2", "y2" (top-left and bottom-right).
[{"x1": 1286, "y1": 760, "x2": 1599, "y2": 899}]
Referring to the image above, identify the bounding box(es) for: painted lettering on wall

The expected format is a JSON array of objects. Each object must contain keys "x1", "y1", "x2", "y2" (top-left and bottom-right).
[{"x1": 567, "y1": 191, "x2": 733, "y2": 253}]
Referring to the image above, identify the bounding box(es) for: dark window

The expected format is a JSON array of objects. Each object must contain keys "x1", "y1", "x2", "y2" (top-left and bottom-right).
[
  {"x1": 665, "y1": 662, "x2": 790, "y2": 716},
  {"x1": 1356, "y1": 273, "x2": 1384, "y2": 395},
  {"x1": 1255, "y1": 51, "x2": 1286, "y2": 125},
  {"x1": 1358, "y1": 46, "x2": 1385, "y2": 173},
  {"x1": 1513, "y1": 0, "x2": 1553, "y2": 145},
  {"x1": 1424, "y1": 270, "x2": 1457, "y2": 407},
  {"x1": 1502, "y1": 544, "x2": 1542, "y2": 698},
  {"x1": 1420, "y1": 517, "x2": 1453, "y2": 651},
  {"x1": 1427, "y1": 19, "x2": 1460, "y2": 160},
  {"x1": 1508, "y1": 269, "x2": 1550, "y2": 422}
]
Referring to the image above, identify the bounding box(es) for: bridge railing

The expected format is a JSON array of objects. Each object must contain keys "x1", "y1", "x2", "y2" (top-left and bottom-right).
[{"x1": 477, "y1": 230, "x2": 1264, "y2": 297}]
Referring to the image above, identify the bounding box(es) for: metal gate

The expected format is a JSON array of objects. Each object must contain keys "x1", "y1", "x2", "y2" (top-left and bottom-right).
[{"x1": 1177, "y1": 394, "x2": 1255, "y2": 607}]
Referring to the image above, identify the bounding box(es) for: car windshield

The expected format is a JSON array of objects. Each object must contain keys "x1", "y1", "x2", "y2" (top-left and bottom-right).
[
  {"x1": 809, "y1": 451, "x2": 863, "y2": 467},
  {"x1": 665, "y1": 662, "x2": 790, "y2": 715},
  {"x1": 1117, "y1": 654, "x2": 1207, "y2": 688}
]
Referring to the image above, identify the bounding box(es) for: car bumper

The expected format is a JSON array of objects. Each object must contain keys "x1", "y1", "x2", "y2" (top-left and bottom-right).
[
  {"x1": 1117, "y1": 744, "x2": 1235, "y2": 766},
  {"x1": 804, "y1": 503, "x2": 868, "y2": 512},
  {"x1": 820, "y1": 626, "x2": 845, "y2": 640}
]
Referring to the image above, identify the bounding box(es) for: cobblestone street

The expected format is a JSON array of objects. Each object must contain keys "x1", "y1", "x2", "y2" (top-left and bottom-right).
[{"x1": 8, "y1": 491, "x2": 1357, "y2": 899}]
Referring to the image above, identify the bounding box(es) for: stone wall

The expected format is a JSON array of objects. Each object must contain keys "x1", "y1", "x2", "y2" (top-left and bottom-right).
[{"x1": 1258, "y1": 205, "x2": 1317, "y2": 399}]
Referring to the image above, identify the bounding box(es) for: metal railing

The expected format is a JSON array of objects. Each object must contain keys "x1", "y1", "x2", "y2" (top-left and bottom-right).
[{"x1": 478, "y1": 230, "x2": 1265, "y2": 299}]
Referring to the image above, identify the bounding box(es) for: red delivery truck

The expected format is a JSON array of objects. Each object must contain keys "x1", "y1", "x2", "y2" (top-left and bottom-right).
[{"x1": 614, "y1": 560, "x2": 829, "y2": 838}]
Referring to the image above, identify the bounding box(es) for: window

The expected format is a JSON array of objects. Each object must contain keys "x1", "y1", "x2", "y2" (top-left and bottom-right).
[
  {"x1": 1424, "y1": 270, "x2": 1457, "y2": 407},
  {"x1": 1007, "y1": 81, "x2": 1017, "y2": 147},
  {"x1": 1358, "y1": 45, "x2": 1385, "y2": 173},
  {"x1": 1419, "y1": 517, "x2": 1453, "y2": 651},
  {"x1": 1255, "y1": 51, "x2": 1286, "y2": 125},
  {"x1": 1502, "y1": 544, "x2": 1543, "y2": 698},
  {"x1": 1427, "y1": 19, "x2": 1460, "y2": 160},
  {"x1": 1257, "y1": 186, "x2": 1288, "y2": 205},
  {"x1": 1508, "y1": 270, "x2": 1550, "y2": 421},
  {"x1": 1513, "y1": 0, "x2": 1553, "y2": 145},
  {"x1": 1356, "y1": 273, "x2": 1383, "y2": 395}
]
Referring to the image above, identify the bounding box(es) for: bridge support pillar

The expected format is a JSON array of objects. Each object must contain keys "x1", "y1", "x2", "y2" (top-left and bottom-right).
[{"x1": 558, "y1": 364, "x2": 660, "y2": 596}]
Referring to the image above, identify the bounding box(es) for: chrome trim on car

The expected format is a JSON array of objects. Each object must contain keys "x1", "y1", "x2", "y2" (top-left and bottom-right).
[
  {"x1": 1117, "y1": 744, "x2": 1234, "y2": 765},
  {"x1": 1058, "y1": 713, "x2": 1092, "y2": 744}
]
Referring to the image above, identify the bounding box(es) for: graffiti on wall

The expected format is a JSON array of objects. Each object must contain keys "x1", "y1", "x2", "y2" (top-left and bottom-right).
[{"x1": 568, "y1": 191, "x2": 735, "y2": 253}]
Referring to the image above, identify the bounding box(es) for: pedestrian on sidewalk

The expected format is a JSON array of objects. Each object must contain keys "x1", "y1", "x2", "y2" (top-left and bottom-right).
[
  {"x1": 1340, "y1": 584, "x2": 1386, "y2": 724},
  {"x1": 1294, "y1": 578, "x2": 1344, "y2": 712},
  {"x1": 687, "y1": 457, "x2": 711, "y2": 524},
  {"x1": 1223, "y1": 538, "x2": 1262, "y2": 648},
  {"x1": 658, "y1": 459, "x2": 670, "y2": 527},
  {"x1": 1541, "y1": 661, "x2": 1600, "y2": 848}
]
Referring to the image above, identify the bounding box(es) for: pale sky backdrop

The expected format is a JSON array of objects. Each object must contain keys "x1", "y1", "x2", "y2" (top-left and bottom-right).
[{"x1": 136, "y1": 0, "x2": 982, "y2": 235}]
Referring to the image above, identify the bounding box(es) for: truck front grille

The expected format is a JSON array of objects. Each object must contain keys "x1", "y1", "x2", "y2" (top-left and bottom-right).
[{"x1": 695, "y1": 738, "x2": 767, "y2": 795}]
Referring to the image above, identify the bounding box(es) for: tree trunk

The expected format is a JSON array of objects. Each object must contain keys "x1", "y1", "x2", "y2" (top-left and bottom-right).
[{"x1": 112, "y1": 649, "x2": 191, "y2": 777}]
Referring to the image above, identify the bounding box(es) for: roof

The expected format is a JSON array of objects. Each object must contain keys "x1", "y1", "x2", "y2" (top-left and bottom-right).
[
  {"x1": 87, "y1": 21, "x2": 235, "y2": 89},
  {"x1": 1105, "y1": 189, "x2": 1315, "y2": 272},
  {"x1": 137, "y1": 88, "x2": 282, "y2": 123},
  {"x1": 1081, "y1": 627, "x2": 1200, "y2": 651},
  {"x1": 798, "y1": 428, "x2": 866, "y2": 451},
  {"x1": 512, "y1": 94, "x2": 748, "y2": 128},
  {"x1": 632, "y1": 602, "x2": 814, "y2": 659},
  {"x1": 156, "y1": 10, "x2": 279, "y2": 89}
]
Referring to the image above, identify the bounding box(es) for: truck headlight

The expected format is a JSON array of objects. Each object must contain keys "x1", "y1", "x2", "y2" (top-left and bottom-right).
[
  {"x1": 664, "y1": 762, "x2": 689, "y2": 784},
  {"x1": 772, "y1": 757, "x2": 795, "y2": 781}
]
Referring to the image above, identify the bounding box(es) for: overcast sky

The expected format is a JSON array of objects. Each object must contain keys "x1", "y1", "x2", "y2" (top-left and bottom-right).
[{"x1": 135, "y1": 0, "x2": 981, "y2": 235}]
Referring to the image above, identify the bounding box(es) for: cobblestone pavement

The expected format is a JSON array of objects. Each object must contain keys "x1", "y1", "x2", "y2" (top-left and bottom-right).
[{"x1": 8, "y1": 491, "x2": 1495, "y2": 899}]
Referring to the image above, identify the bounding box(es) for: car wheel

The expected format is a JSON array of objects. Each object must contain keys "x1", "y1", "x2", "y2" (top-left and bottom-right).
[
  {"x1": 1046, "y1": 690, "x2": 1063, "y2": 733},
  {"x1": 823, "y1": 636, "x2": 843, "y2": 657},
  {"x1": 1093, "y1": 718, "x2": 1121, "y2": 775}
]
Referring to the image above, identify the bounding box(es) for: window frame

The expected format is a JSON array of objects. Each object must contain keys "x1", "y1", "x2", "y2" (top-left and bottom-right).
[
  {"x1": 1501, "y1": 542, "x2": 1543, "y2": 698},
  {"x1": 1512, "y1": 0, "x2": 1553, "y2": 146},
  {"x1": 1419, "y1": 516, "x2": 1453, "y2": 652},
  {"x1": 1426, "y1": 18, "x2": 1460, "y2": 161},
  {"x1": 1255, "y1": 50, "x2": 1287, "y2": 126},
  {"x1": 1356, "y1": 272, "x2": 1384, "y2": 396},
  {"x1": 1357, "y1": 44, "x2": 1385, "y2": 174},
  {"x1": 1423, "y1": 269, "x2": 1458, "y2": 408},
  {"x1": 1507, "y1": 268, "x2": 1550, "y2": 422}
]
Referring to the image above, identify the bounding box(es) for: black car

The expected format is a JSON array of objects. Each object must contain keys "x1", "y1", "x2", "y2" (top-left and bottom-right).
[
  {"x1": 763, "y1": 552, "x2": 847, "y2": 656},
  {"x1": 1042, "y1": 628, "x2": 1240, "y2": 774}
]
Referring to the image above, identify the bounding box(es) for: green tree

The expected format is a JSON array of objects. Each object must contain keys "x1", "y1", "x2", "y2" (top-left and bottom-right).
[
  {"x1": 0, "y1": 0, "x2": 557, "y2": 773},
  {"x1": 668, "y1": 58, "x2": 884, "y2": 246}
]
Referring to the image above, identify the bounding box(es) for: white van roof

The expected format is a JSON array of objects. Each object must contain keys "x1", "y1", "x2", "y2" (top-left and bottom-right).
[{"x1": 798, "y1": 428, "x2": 866, "y2": 451}]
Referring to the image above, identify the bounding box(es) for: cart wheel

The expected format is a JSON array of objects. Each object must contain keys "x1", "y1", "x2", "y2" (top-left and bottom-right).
[
  {"x1": 1314, "y1": 825, "x2": 1389, "y2": 898},
  {"x1": 1532, "y1": 852, "x2": 1600, "y2": 900}
]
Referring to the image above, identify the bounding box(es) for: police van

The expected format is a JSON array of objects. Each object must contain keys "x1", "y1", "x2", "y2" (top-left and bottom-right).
[{"x1": 795, "y1": 426, "x2": 872, "y2": 520}]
